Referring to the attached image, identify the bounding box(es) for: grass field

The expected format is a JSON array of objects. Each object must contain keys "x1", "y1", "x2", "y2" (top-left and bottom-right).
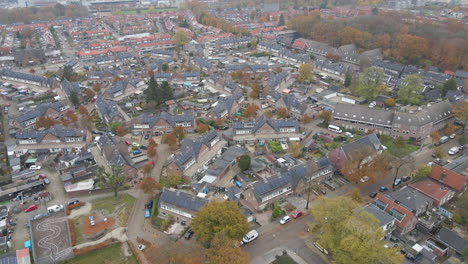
[
  {"x1": 62, "y1": 243, "x2": 137, "y2": 264},
  {"x1": 72, "y1": 216, "x2": 85, "y2": 245},
  {"x1": 91, "y1": 194, "x2": 136, "y2": 225},
  {"x1": 272, "y1": 254, "x2": 298, "y2": 264}
]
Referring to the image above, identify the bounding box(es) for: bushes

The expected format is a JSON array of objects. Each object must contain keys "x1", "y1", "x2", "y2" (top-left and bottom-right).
[
  {"x1": 151, "y1": 198, "x2": 159, "y2": 218},
  {"x1": 73, "y1": 240, "x2": 114, "y2": 256},
  {"x1": 66, "y1": 201, "x2": 85, "y2": 215},
  {"x1": 269, "y1": 141, "x2": 283, "y2": 152},
  {"x1": 271, "y1": 204, "x2": 285, "y2": 219}
]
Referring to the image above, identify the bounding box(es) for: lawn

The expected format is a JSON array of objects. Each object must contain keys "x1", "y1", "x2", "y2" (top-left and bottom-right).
[
  {"x1": 72, "y1": 216, "x2": 85, "y2": 244},
  {"x1": 91, "y1": 194, "x2": 136, "y2": 225},
  {"x1": 379, "y1": 136, "x2": 420, "y2": 155},
  {"x1": 271, "y1": 254, "x2": 298, "y2": 264},
  {"x1": 62, "y1": 243, "x2": 137, "y2": 264}
]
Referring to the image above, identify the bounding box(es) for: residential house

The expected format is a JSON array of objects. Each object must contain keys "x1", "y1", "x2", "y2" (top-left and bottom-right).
[
  {"x1": 314, "y1": 60, "x2": 348, "y2": 80},
  {"x1": 183, "y1": 72, "x2": 201, "y2": 84},
  {"x1": 332, "y1": 101, "x2": 453, "y2": 140},
  {"x1": 428, "y1": 164, "x2": 467, "y2": 194},
  {"x1": 193, "y1": 57, "x2": 213, "y2": 72},
  {"x1": 132, "y1": 112, "x2": 196, "y2": 135},
  {"x1": 306, "y1": 156, "x2": 334, "y2": 182},
  {"x1": 363, "y1": 204, "x2": 395, "y2": 232},
  {"x1": 158, "y1": 188, "x2": 209, "y2": 225},
  {"x1": 169, "y1": 130, "x2": 225, "y2": 177},
  {"x1": 328, "y1": 133, "x2": 384, "y2": 174},
  {"x1": 409, "y1": 180, "x2": 455, "y2": 206},
  {"x1": 276, "y1": 94, "x2": 305, "y2": 117},
  {"x1": 95, "y1": 97, "x2": 126, "y2": 125},
  {"x1": 106, "y1": 80, "x2": 128, "y2": 98},
  {"x1": 386, "y1": 186, "x2": 434, "y2": 216},
  {"x1": 206, "y1": 92, "x2": 244, "y2": 120},
  {"x1": 61, "y1": 79, "x2": 82, "y2": 103},
  {"x1": 96, "y1": 134, "x2": 137, "y2": 177},
  {"x1": 373, "y1": 193, "x2": 418, "y2": 234},
  {"x1": 201, "y1": 146, "x2": 249, "y2": 183},
  {"x1": 244, "y1": 165, "x2": 307, "y2": 211},
  {"x1": 15, "y1": 125, "x2": 86, "y2": 154},
  {"x1": 0, "y1": 69, "x2": 54, "y2": 87},
  {"x1": 154, "y1": 72, "x2": 172, "y2": 83},
  {"x1": 231, "y1": 115, "x2": 303, "y2": 144},
  {"x1": 372, "y1": 60, "x2": 405, "y2": 78},
  {"x1": 426, "y1": 227, "x2": 468, "y2": 257},
  {"x1": 11, "y1": 102, "x2": 69, "y2": 129}
]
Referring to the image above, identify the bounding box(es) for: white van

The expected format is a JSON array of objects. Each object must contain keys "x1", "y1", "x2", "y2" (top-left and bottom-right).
[
  {"x1": 328, "y1": 125, "x2": 342, "y2": 134},
  {"x1": 47, "y1": 204, "x2": 64, "y2": 213}
]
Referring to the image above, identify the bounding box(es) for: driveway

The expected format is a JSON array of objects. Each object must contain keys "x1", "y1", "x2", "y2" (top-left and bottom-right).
[{"x1": 243, "y1": 213, "x2": 329, "y2": 264}]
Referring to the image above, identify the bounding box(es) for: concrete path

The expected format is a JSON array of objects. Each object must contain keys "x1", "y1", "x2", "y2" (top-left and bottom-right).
[
  {"x1": 73, "y1": 227, "x2": 128, "y2": 250},
  {"x1": 67, "y1": 203, "x2": 91, "y2": 219}
]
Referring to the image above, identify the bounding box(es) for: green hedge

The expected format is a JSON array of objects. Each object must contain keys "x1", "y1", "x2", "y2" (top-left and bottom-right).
[{"x1": 151, "y1": 198, "x2": 159, "y2": 218}]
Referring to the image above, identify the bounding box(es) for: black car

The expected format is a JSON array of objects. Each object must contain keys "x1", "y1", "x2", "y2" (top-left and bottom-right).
[
  {"x1": 146, "y1": 200, "x2": 153, "y2": 209},
  {"x1": 434, "y1": 141, "x2": 441, "y2": 146},
  {"x1": 402, "y1": 176, "x2": 411, "y2": 182},
  {"x1": 144, "y1": 134, "x2": 150, "y2": 140},
  {"x1": 67, "y1": 199, "x2": 79, "y2": 206},
  {"x1": 140, "y1": 145, "x2": 148, "y2": 150},
  {"x1": 184, "y1": 229, "x2": 194, "y2": 240},
  {"x1": 369, "y1": 192, "x2": 378, "y2": 198},
  {"x1": 220, "y1": 126, "x2": 229, "y2": 130}
]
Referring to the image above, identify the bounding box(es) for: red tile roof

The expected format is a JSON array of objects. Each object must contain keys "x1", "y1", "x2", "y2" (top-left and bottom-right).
[
  {"x1": 429, "y1": 164, "x2": 467, "y2": 192},
  {"x1": 374, "y1": 193, "x2": 415, "y2": 230},
  {"x1": 409, "y1": 179, "x2": 451, "y2": 204}
]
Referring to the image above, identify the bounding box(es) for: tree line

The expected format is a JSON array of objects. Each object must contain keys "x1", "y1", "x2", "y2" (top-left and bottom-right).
[
  {"x1": 288, "y1": 10, "x2": 467, "y2": 71},
  {"x1": 0, "y1": 4, "x2": 88, "y2": 24}
]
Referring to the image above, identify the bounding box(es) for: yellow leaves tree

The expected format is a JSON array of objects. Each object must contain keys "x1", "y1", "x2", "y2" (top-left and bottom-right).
[
  {"x1": 452, "y1": 101, "x2": 468, "y2": 127},
  {"x1": 140, "y1": 177, "x2": 161, "y2": 195},
  {"x1": 301, "y1": 114, "x2": 312, "y2": 123},
  {"x1": 298, "y1": 63, "x2": 313, "y2": 83},
  {"x1": 277, "y1": 107, "x2": 288, "y2": 119},
  {"x1": 206, "y1": 234, "x2": 249, "y2": 264},
  {"x1": 174, "y1": 29, "x2": 190, "y2": 46},
  {"x1": 197, "y1": 123, "x2": 210, "y2": 134},
  {"x1": 430, "y1": 131, "x2": 441, "y2": 142},
  {"x1": 445, "y1": 123, "x2": 459, "y2": 135}
]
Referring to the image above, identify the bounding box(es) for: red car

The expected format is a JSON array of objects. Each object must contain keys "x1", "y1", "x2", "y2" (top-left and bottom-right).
[
  {"x1": 24, "y1": 204, "x2": 38, "y2": 212},
  {"x1": 38, "y1": 174, "x2": 47, "y2": 179},
  {"x1": 291, "y1": 210, "x2": 303, "y2": 219},
  {"x1": 124, "y1": 140, "x2": 131, "y2": 145}
]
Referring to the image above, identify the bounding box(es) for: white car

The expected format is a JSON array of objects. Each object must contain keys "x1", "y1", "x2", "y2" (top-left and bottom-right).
[
  {"x1": 280, "y1": 215, "x2": 291, "y2": 225},
  {"x1": 47, "y1": 204, "x2": 64, "y2": 213},
  {"x1": 29, "y1": 165, "x2": 41, "y2": 170},
  {"x1": 138, "y1": 244, "x2": 146, "y2": 251},
  {"x1": 448, "y1": 147, "x2": 460, "y2": 155},
  {"x1": 345, "y1": 132, "x2": 354, "y2": 138},
  {"x1": 360, "y1": 176, "x2": 369, "y2": 183},
  {"x1": 242, "y1": 230, "x2": 258, "y2": 245}
]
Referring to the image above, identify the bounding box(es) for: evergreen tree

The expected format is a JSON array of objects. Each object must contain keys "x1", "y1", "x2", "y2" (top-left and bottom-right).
[
  {"x1": 144, "y1": 76, "x2": 160, "y2": 103},
  {"x1": 69, "y1": 90, "x2": 79, "y2": 106},
  {"x1": 278, "y1": 14, "x2": 285, "y2": 26},
  {"x1": 161, "y1": 81, "x2": 173, "y2": 102},
  {"x1": 344, "y1": 72, "x2": 352, "y2": 87}
]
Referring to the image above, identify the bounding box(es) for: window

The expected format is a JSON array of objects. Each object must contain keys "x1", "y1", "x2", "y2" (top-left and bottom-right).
[
  {"x1": 375, "y1": 199, "x2": 387, "y2": 210},
  {"x1": 389, "y1": 208, "x2": 405, "y2": 222}
]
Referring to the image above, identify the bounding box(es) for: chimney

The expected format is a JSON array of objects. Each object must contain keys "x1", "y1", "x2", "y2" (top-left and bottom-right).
[{"x1": 439, "y1": 172, "x2": 446, "y2": 182}]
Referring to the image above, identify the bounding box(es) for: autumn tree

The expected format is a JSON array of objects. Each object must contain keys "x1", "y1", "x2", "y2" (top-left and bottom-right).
[
  {"x1": 350, "y1": 188, "x2": 363, "y2": 203},
  {"x1": 394, "y1": 34, "x2": 429, "y2": 65},
  {"x1": 215, "y1": 118, "x2": 223, "y2": 127},
  {"x1": 64, "y1": 110, "x2": 78, "y2": 123},
  {"x1": 277, "y1": 107, "x2": 288, "y2": 119},
  {"x1": 243, "y1": 104, "x2": 259, "y2": 118},
  {"x1": 397, "y1": 74, "x2": 424, "y2": 105},
  {"x1": 433, "y1": 147, "x2": 445, "y2": 159},
  {"x1": 445, "y1": 123, "x2": 459, "y2": 135},
  {"x1": 301, "y1": 114, "x2": 312, "y2": 123},
  {"x1": 430, "y1": 131, "x2": 441, "y2": 142},
  {"x1": 78, "y1": 106, "x2": 88, "y2": 116},
  {"x1": 115, "y1": 126, "x2": 125, "y2": 137},
  {"x1": 357, "y1": 68, "x2": 386, "y2": 101},
  {"x1": 140, "y1": 176, "x2": 161, "y2": 195},
  {"x1": 298, "y1": 64, "x2": 313, "y2": 83},
  {"x1": 173, "y1": 126, "x2": 186, "y2": 143},
  {"x1": 249, "y1": 90, "x2": 258, "y2": 99},
  {"x1": 92, "y1": 83, "x2": 101, "y2": 92},
  {"x1": 413, "y1": 165, "x2": 431, "y2": 182},
  {"x1": 174, "y1": 29, "x2": 190, "y2": 46},
  {"x1": 96, "y1": 165, "x2": 126, "y2": 197},
  {"x1": 147, "y1": 145, "x2": 157, "y2": 158},
  {"x1": 163, "y1": 132, "x2": 178, "y2": 146},
  {"x1": 166, "y1": 170, "x2": 182, "y2": 187},
  {"x1": 142, "y1": 162, "x2": 153, "y2": 175},
  {"x1": 149, "y1": 138, "x2": 157, "y2": 148},
  {"x1": 309, "y1": 196, "x2": 403, "y2": 264},
  {"x1": 384, "y1": 98, "x2": 396, "y2": 107},
  {"x1": 192, "y1": 201, "x2": 249, "y2": 244},
  {"x1": 341, "y1": 145, "x2": 387, "y2": 183},
  {"x1": 289, "y1": 142, "x2": 303, "y2": 158},
  {"x1": 452, "y1": 101, "x2": 468, "y2": 127},
  {"x1": 318, "y1": 111, "x2": 332, "y2": 124},
  {"x1": 265, "y1": 110, "x2": 274, "y2": 119},
  {"x1": 197, "y1": 123, "x2": 209, "y2": 134},
  {"x1": 84, "y1": 89, "x2": 95, "y2": 98},
  {"x1": 206, "y1": 234, "x2": 249, "y2": 264},
  {"x1": 36, "y1": 116, "x2": 56, "y2": 129}
]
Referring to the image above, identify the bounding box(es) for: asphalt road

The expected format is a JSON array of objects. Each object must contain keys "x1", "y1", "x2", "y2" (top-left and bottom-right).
[{"x1": 243, "y1": 213, "x2": 328, "y2": 264}]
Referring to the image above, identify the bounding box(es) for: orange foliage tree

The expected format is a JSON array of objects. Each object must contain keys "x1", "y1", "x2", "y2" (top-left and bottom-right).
[
  {"x1": 243, "y1": 104, "x2": 259, "y2": 118},
  {"x1": 36, "y1": 116, "x2": 56, "y2": 129},
  {"x1": 277, "y1": 107, "x2": 288, "y2": 119}
]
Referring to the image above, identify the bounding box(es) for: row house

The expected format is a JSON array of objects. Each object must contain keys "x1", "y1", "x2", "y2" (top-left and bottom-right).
[
  {"x1": 193, "y1": 57, "x2": 213, "y2": 72},
  {"x1": 217, "y1": 37, "x2": 251, "y2": 48},
  {"x1": 158, "y1": 188, "x2": 209, "y2": 225},
  {"x1": 306, "y1": 156, "x2": 334, "y2": 182},
  {"x1": 427, "y1": 228, "x2": 468, "y2": 257},
  {"x1": 137, "y1": 40, "x2": 175, "y2": 53},
  {"x1": 77, "y1": 46, "x2": 129, "y2": 60},
  {"x1": 363, "y1": 204, "x2": 396, "y2": 233},
  {"x1": 11, "y1": 102, "x2": 69, "y2": 129},
  {"x1": 124, "y1": 33, "x2": 172, "y2": 46},
  {"x1": 314, "y1": 60, "x2": 348, "y2": 80},
  {"x1": 96, "y1": 134, "x2": 138, "y2": 177},
  {"x1": 206, "y1": 92, "x2": 244, "y2": 120},
  {"x1": 332, "y1": 101, "x2": 453, "y2": 140},
  {"x1": 231, "y1": 115, "x2": 303, "y2": 144},
  {"x1": 264, "y1": 71, "x2": 289, "y2": 92},
  {"x1": 409, "y1": 180, "x2": 455, "y2": 206},
  {"x1": 88, "y1": 40, "x2": 121, "y2": 50},
  {"x1": 0, "y1": 69, "x2": 54, "y2": 87},
  {"x1": 69, "y1": 29, "x2": 112, "y2": 40},
  {"x1": 183, "y1": 72, "x2": 201, "y2": 84},
  {"x1": 106, "y1": 80, "x2": 128, "y2": 98},
  {"x1": 428, "y1": 164, "x2": 467, "y2": 194},
  {"x1": 373, "y1": 193, "x2": 418, "y2": 234},
  {"x1": 95, "y1": 97, "x2": 126, "y2": 125},
  {"x1": 15, "y1": 125, "x2": 86, "y2": 154},
  {"x1": 61, "y1": 79, "x2": 83, "y2": 103},
  {"x1": 169, "y1": 130, "x2": 224, "y2": 176},
  {"x1": 225, "y1": 64, "x2": 269, "y2": 74},
  {"x1": 372, "y1": 60, "x2": 405, "y2": 78},
  {"x1": 132, "y1": 112, "x2": 196, "y2": 135},
  {"x1": 244, "y1": 165, "x2": 307, "y2": 211}
]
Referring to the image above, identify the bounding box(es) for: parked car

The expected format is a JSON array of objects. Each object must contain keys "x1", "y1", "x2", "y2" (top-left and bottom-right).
[
  {"x1": 393, "y1": 179, "x2": 402, "y2": 186},
  {"x1": 133, "y1": 150, "x2": 142, "y2": 155},
  {"x1": 124, "y1": 140, "x2": 131, "y2": 145},
  {"x1": 67, "y1": 199, "x2": 80, "y2": 206},
  {"x1": 47, "y1": 204, "x2": 64, "y2": 213},
  {"x1": 345, "y1": 132, "x2": 354, "y2": 138},
  {"x1": 24, "y1": 204, "x2": 38, "y2": 212},
  {"x1": 449, "y1": 133, "x2": 456, "y2": 139},
  {"x1": 242, "y1": 230, "x2": 258, "y2": 245},
  {"x1": 291, "y1": 211, "x2": 303, "y2": 219},
  {"x1": 43, "y1": 178, "x2": 50, "y2": 185},
  {"x1": 132, "y1": 142, "x2": 140, "y2": 148},
  {"x1": 146, "y1": 200, "x2": 153, "y2": 209},
  {"x1": 448, "y1": 147, "x2": 460, "y2": 155},
  {"x1": 144, "y1": 208, "x2": 150, "y2": 218},
  {"x1": 369, "y1": 192, "x2": 378, "y2": 198},
  {"x1": 360, "y1": 176, "x2": 369, "y2": 183},
  {"x1": 401, "y1": 176, "x2": 411, "y2": 182},
  {"x1": 439, "y1": 136, "x2": 449, "y2": 144},
  {"x1": 138, "y1": 244, "x2": 146, "y2": 251},
  {"x1": 184, "y1": 229, "x2": 194, "y2": 240},
  {"x1": 140, "y1": 145, "x2": 147, "y2": 150},
  {"x1": 38, "y1": 174, "x2": 47, "y2": 179},
  {"x1": 280, "y1": 215, "x2": 292, "y2": 225},
  {"x1": 144, "y1": 135, "x2": 150, "y2": 140},
  {"x1": 29, "y1": 165, "x2": 41, "y2": 170},
  {"x1": 379, "y1": 186, "x2": 388, "y2": 192}
]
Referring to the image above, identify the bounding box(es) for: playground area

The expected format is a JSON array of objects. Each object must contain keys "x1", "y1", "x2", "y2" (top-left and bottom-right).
[{"x1": 82, "y1": 214, "x2": 115, "y2": 236}]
